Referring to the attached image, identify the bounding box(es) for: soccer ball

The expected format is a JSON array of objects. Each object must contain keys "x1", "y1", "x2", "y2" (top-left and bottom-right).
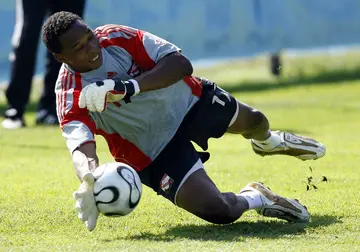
[{"x1": 93, "y1": 162, "x2": 142, "y2": 217}]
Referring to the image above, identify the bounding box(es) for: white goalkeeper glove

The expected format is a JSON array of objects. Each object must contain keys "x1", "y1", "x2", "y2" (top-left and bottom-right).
[
  {"x1": 78, "y1": 79, "x2": 140, "y2": 112},
  {"x1": 73, "y1": 173, "x2": 99, "y2": 231}
]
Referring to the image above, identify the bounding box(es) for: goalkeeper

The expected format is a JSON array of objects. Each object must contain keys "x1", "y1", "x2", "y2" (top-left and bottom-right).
[{"x1": 42, "y1": 11, "x2": 326, "y2": 231}]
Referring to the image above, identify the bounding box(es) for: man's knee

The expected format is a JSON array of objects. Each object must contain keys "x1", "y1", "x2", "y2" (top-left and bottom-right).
[
  {"x1": 228, "y1": 102, "x2": 269, "y2": 136},
  {"x1": 176, "y1": 169, "x2": 244, "y2": 224},
  {"x1": 240, "y1": 109, "x2": 269, "y2": 139}
]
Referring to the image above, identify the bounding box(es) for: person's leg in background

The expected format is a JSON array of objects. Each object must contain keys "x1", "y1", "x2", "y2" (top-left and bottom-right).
[
  {"x1": 2, "y1": 0, "x2": 47, "y2": 129},
  {"x1": 36, "y1": 0, "x2": 86, "y2": 125}
]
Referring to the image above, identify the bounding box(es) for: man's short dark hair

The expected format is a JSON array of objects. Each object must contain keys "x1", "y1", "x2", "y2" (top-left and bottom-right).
[{"x1": 42, "y1": 11, "x2": 82, "y2": 53}]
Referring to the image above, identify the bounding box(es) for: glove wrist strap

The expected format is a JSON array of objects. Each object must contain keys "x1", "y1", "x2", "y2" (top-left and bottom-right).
[
  {"x1": 122, "y1": 79, "x2": 140, "y2": 103},
  {"x1": 127, "y1": 79, "x2": 140, "y2": 95}
]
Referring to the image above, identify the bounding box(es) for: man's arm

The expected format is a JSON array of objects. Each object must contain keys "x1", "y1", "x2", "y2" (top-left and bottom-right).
[
  {"x1": 71, "y1": 142, "x2": 101, "y2": 231},
  {"x1": 134, "y1": 52, "x2": 193, "y2": 92},
  {"x1": 72, "y1": 142, "x2": 99, "y2": 182},
  {"x1": 78, "y1": 52, "x2": 194, "y2": 112}
]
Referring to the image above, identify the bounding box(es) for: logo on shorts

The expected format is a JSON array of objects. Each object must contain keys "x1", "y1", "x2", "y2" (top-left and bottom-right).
[{"x1": 160, "y1": 173, "x2": 174, "y2": 193}]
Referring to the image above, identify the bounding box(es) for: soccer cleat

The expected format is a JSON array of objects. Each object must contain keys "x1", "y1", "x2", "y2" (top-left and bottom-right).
[
  {"x1": 240, "y1": 182, "x2": 310, "y2": 223},
  {"x1": 2, "y1": 108, "x2": 25, "y2": 129},
  {"x1": 1, "y1": 117, "x2": 25, "y2": 129},
  {"x1": 251, "y1": 131, "x2": 326, "y2": 161}
]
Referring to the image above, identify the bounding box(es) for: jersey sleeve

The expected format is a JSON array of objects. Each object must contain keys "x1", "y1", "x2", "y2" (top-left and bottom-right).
[
  {"x1": 62, "y1": 120, "x2": 95, "y2": 153},
  {"x1": 56, "y1": 67, "x2": 97, "y2": 153},
  {"x1": 96, "y1": 25, "x2": 181, "y2": 71},
  {"x1": 141, "y1": 31, "x2": 181, "y2": 63}
]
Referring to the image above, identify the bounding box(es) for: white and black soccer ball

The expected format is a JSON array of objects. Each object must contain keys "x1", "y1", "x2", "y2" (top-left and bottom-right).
[{"x1": 93, "y1": 162, "x2": 142, "y2": 217}]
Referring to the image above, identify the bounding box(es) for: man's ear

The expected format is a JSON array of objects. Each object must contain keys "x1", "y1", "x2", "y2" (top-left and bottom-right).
[{"x1": 53, "y1": 53, "x2": 67, "y2": 64}]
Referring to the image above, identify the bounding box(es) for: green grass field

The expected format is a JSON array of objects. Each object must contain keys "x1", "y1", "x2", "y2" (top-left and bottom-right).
[{"x1": 1, "y1": 54, "x2": 360, "y2": 251}]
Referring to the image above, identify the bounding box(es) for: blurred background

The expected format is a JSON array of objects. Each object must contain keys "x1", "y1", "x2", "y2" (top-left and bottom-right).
[{"x1": 1, "y1": 0, "x2": 360, "y2": 82}]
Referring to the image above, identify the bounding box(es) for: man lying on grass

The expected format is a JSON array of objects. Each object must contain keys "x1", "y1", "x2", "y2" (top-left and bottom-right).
[{"x1": 41, "y1": 11, "x2": 326, "y2": 231}]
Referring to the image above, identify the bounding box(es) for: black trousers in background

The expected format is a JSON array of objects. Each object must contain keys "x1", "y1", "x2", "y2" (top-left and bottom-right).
[{"x1": 5, "y1": 0, "x2": 86, "y2": 117}]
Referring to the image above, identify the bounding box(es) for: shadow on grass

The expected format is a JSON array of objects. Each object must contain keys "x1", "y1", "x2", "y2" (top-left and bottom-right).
[
  {"x1": 221, "y1": 68, "x2": 360, "y2": 94},
  {"x1": 119, "y1": 214, "x2": 340, "y2": 242}
]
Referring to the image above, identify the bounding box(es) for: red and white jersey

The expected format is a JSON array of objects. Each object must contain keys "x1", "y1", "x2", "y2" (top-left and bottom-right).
[{"x1": 55, "y1": 24, "x2": 203, "y2": 171}]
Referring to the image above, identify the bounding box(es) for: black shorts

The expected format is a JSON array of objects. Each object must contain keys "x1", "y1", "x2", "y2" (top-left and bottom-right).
[{"x1": 138, "y1": 77, "x2": 238, "y2": 203}]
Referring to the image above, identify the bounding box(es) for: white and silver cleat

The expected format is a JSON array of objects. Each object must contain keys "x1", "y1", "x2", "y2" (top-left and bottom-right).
[
  {"x1": 251, "y1": 131, "x2": 326, "y2": 161},
  {"x1": 240, "y1": 182, "x2": 310, "y2": 223}
]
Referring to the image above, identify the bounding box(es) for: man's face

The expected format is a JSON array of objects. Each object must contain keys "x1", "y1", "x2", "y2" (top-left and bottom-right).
[{"x1": 55, "y1": 20, "x2": 102, "y2": 72}]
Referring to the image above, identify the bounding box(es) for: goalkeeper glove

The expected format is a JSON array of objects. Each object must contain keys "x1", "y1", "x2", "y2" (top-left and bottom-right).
[
  {"x1": 73, "y1": 173, "x2": 99, "y2": 231},
  {"x1": 78, "y1": 79, "x2": 140, "y2": 112}
]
